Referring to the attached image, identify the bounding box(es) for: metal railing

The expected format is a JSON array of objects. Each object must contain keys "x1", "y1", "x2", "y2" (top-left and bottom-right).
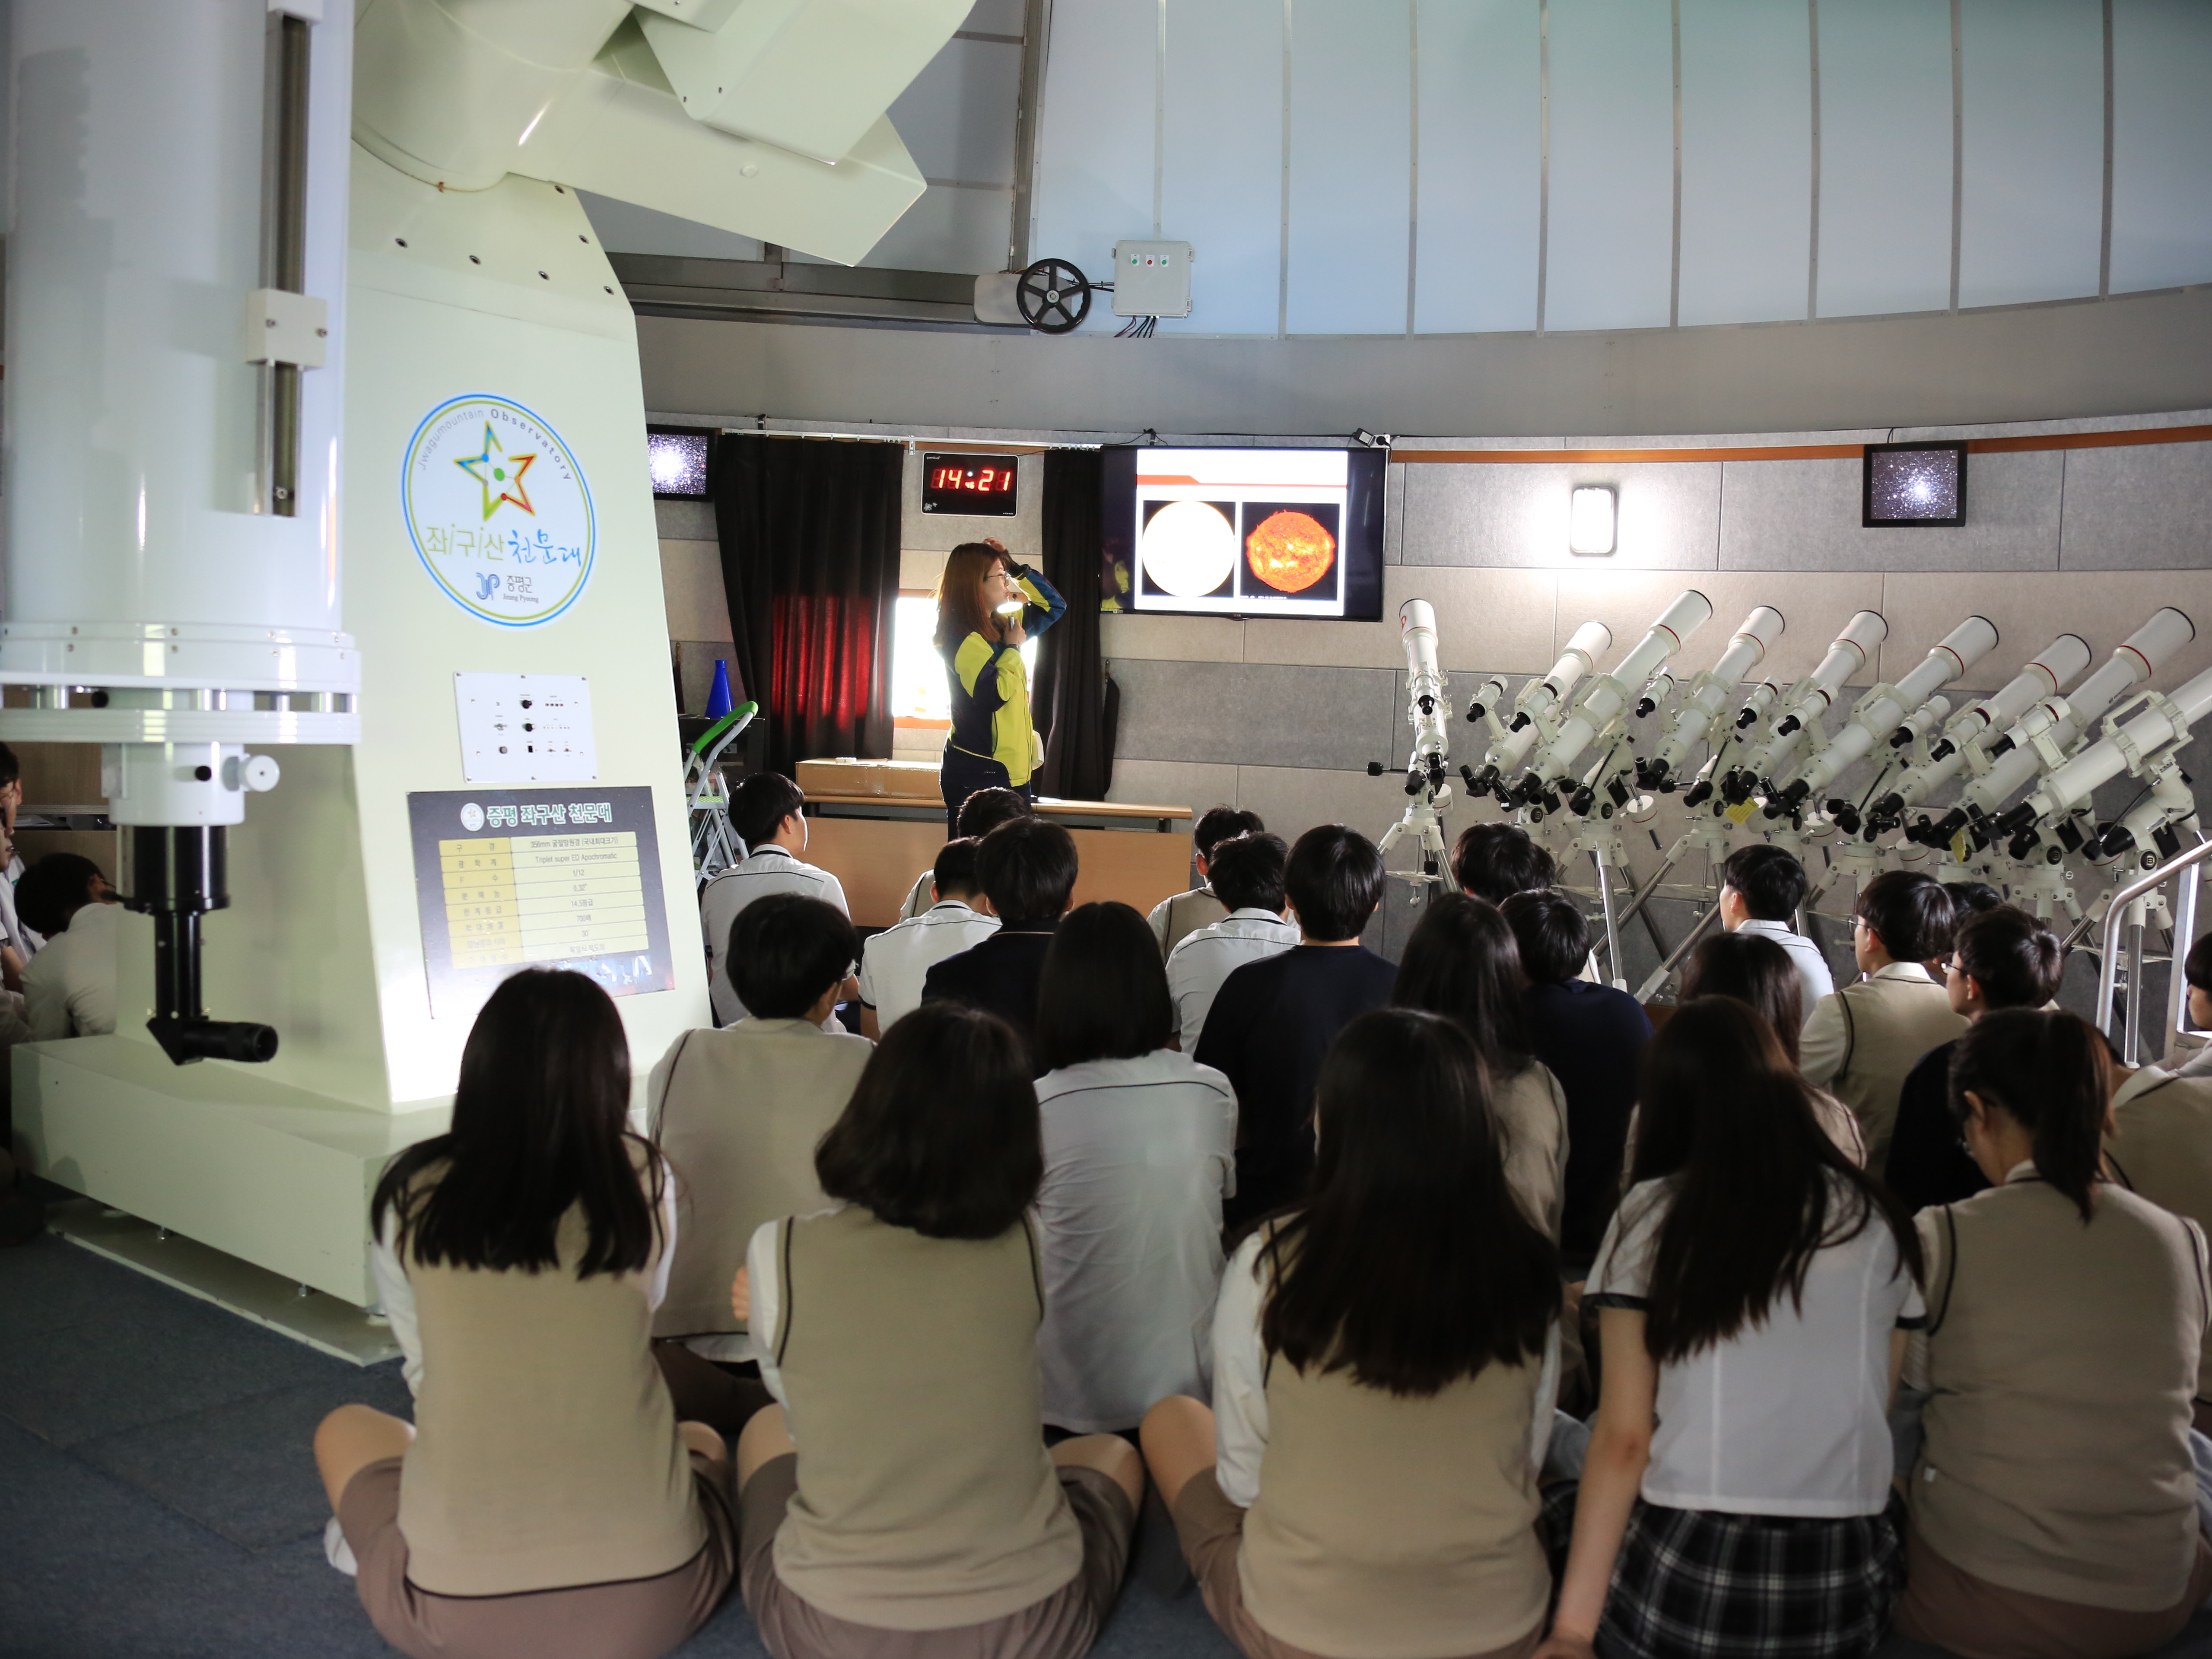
[{"x1": 2095, "y1": 836, "x2": 2212, "y2": 1065}]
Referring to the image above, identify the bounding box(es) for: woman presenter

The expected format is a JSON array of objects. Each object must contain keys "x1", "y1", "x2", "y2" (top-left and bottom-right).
[{"x1": 935, "y1": 538, "x2": 1067, "y2": 833}]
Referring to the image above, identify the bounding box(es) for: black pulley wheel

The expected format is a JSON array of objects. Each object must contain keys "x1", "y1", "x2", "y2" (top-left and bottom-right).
[{"x1": 1017, "y1": 259, "x2": 1091, "y2": 333}]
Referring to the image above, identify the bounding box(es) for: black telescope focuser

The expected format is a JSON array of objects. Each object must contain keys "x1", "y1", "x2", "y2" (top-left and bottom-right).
[
  {"x1": 1734, "y1": 706, "x2": 1761, "y2": 730},
  {"x1": 124, "y1": 827, "x2": 280, "y2": 1067},
  {"x1": 1871, "y1": 790, "x2": 1906, "y2": 821},
  {"x1": 1918, "y1": 806, "x2": 1972, "y2": 847},
  {"x1": 1635, "y1": 755, "x2": 1671, "y2": 791},
  {"x1": 1681, "y1": 777, "x2": 1715, "y2": 808}
]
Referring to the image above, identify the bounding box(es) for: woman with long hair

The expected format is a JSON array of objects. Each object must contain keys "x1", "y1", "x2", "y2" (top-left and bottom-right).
[
  {"x1": 312, "y1": 970, "x2": 735, "y2": 1659},
  {"x1": 1538, "y1": 998, "x2": 1923, "y2": 1659},
  {"x1": 1392, "y1": 891, "x2": 1570, "y2": 1238},
  {"x1": 1888, "y1": 1009, "x2": 2212, "y2": 1656},
  {"x1": 1032, "y1": 902, "x2": 1237, "y2": 1434},
  {"x1": 1142, "y1": 1008, "x2": 1564, "y2": 1659},
  {"x1": 934, "y1": 535, "x2": 1067, "y2": 834},
  {"x1": 729, "y1": 1001, "x2": 1141, "y2": 1659},
  {"x1": 1680, "y1": 929, "x2": 1866, "y2": 1164}
]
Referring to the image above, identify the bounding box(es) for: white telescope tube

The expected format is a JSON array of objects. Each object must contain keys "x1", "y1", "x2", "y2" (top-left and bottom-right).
[
  {"x1": 1524, "y1": 591, "x2": 1713, "y2": 788},
  {"x1": 1400, "y1": 599, "x2": 1449, "y2": 785},
  {"x1": 1928, "y1": 607, "x2": 2195, "y2": 837},
  {"x1": 1468, "y1": 620, "x2": 1612, "y2": 782},
  {"x1": 1778, "y1": 615, "x2": 1997, "y2": 804},
  {"x1": 1874, "y1": 634, "x2": 2089, "y2": 818},
  {"x1": 1648, "y1": 606, "x2": 1785, "y2": 782},
  {"x1": 1729, "y1": 610, "x2": 1888, "y2": 791},
  {"x1": 2013, "y1": 664, "x2": 2212, "y2": 826}
]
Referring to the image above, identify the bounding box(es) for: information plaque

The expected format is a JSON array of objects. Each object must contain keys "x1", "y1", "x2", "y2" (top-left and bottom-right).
[{"x1": 407, "y1": 786, "x2": 674, "y2": 1020}]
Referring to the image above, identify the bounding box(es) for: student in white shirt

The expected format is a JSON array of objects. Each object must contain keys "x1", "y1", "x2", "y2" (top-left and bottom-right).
[
  {"x1": 1165, "y1": 832, "x2": 1296, "y2": 1056},
  {"x1": 1148, "y1": 806, "x2": 1265, "y2": 957},
  {"x1": 1032, "y1": 901, "x2": 1237, "y2": 1433},
  {"x1": 699, "y1": 772, "x2": 847, "y2": 1025},
  {"x1": 1139, "y1": 1008, "x2": 1564, "y2": 1659},
  {"x1": 18, "y1": 854, "x2": 121, "y2": 1040},
  {"x1": 1539, "y1": 998, "x2": 1924, "y2": 1659},
  {"x1": 859, "y1": 837, "x2": 998, "y2": 1038},
  {"x1": 1717, "y1": 843, "x2": 1833, "y2": 1014},
  {"x1": 893, "y1": 786, "x2": 1032, "y2": 921}
]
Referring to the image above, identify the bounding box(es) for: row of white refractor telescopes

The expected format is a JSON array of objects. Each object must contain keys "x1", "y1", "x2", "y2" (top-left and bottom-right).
[{"x1": 1392, "y1": 592, "x2": 2209, "y2": 875}]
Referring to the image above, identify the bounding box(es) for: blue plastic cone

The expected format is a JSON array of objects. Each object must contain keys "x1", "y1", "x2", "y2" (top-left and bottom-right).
[{"x1": 705, "y1": 659, "x2": 734, "y2": 720}]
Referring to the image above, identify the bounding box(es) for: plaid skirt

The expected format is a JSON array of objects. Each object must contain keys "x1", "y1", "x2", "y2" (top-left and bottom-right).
[{"x1": 1541, "y1": 1487, "x2": 1907, "y2": 1659}]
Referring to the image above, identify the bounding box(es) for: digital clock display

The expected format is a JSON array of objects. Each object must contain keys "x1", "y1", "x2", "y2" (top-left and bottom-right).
[{"x1": 922, "y1": 452, "x2": 1020, "y2": 517}]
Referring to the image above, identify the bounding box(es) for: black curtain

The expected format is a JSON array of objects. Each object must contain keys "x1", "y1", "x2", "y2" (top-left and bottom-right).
[
  {"x1": 1031, "y1": 448, "x2": 1115, "y2": 801},
  {"x1": 714, "y1": 435, "x2": 901, "y2": 777}
]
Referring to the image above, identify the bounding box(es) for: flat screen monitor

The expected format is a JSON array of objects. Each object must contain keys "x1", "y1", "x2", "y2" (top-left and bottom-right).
[
  {"x1": 1863, "y1": 441, "x2": 1967, "y2": 527},
  {"x1": 1101, "y1": 446, "x2": 1386, "y2": 620}
]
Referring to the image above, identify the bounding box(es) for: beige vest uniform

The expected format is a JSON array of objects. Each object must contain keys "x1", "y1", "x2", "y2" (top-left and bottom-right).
[
  {"x1": 1912, "y1": 1175, "x2": 2209, "y2": 1611},
  {"x1": 2108, "y1": 1067, "x2": 2212, "y2": 1402},
  {"x1": 1827, "y1": 976, "x2": 1966, "y2": 1166},
  {"x1": 1156, "y1": 887, "x2": 1230, "y2": 957},
  {"x1": 1495, "y1": 1060, "x2": 1569, "y2": 1241},
  {"x1": 1240, "y1": 1339, "x2": 1550, "y2": 1658},
  {"x1": 772, "y1": 1206, "x2": 1082, "y2": 1630},
  {"x1": 397, "y1": 1176, "x2": 704, "y2": 1597},
  {"x1": 650, "y1": 1018, "x2": 873, "y2": 1340}
]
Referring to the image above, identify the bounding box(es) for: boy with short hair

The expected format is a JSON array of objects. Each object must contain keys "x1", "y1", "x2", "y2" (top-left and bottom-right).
[
  {"x1": 1166, "y1": 832, "x2": 1297, "y2": 1056},
  {"x1": 699, "y1": 772, "x2": 848, "y2": 1025},
  {"x1": 650, "y1": 893, "x2": 870, "y2": 1427},
  {"x1": 1447, "y1": 822, "x2": 1557, "y2": 905},
  {"x1": 1196, "y1": 825, "x2": 1397, "y2": 1227},
  {"x1": 1149, "y1": 805, "x2": 1266, "y2": 957},
  {"x1": 1800, "y1": 869, "x2": 1968, "y2": 1167},
  {"x1": 2173, "y1": 932, "x2": 2212, "y2": 1078},
  {"x1": 895, "y1": 785, "x2": 1032, "y2": 921},
  {"x1": 17, "y1": 854, "x2": 121, "y2": 1040},
  {"x1": 1502, "y1": 888, "x2": 1653, "y2": 1272},
  {"x1": 858, "y1": 837, "x2": 999, "y2": 1038},
  {"x1": 921, "y1": 815, "x2": 1079, "y2": 1050},
  {"x1": 1718, "y1": 843, "x2": 1833, "y2": 1014}
]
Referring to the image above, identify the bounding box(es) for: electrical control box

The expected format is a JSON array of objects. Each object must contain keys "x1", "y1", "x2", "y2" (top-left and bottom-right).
[{"x1": 1112, "y1": 240, "x2": 1193, "y2": 317}]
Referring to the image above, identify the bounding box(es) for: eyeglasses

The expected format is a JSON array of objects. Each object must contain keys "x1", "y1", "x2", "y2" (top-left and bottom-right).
[{"x1": 1943, "y1": 959, "x2": 1965, "y2": 976}]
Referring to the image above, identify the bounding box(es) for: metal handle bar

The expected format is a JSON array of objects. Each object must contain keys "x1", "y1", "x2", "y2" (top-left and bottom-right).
[{"x1": 2095, "y1": 835, "x2": 2212, "y2": 1046}]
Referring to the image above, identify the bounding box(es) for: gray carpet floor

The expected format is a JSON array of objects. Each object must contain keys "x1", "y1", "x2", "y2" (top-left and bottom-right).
[{"x1": 5, "y1": 1227, "x2": 2211, "y2": 1659}]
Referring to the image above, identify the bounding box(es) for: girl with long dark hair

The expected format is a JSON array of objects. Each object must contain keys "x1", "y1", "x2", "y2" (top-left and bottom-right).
[
  {"x1": 1142, "y1": 1008, "x2": 1564, "y2": 1659},
  {"x1": 1032, "y1": 902, "x2": 1237, "y2": 1434},
  {"x1": 1393, "y1": 891, "x2": 1570, "y2": 1237},
  {"x1": 728, "y1": 1001, "x2": 1142, "y2": 1659},
  {"x1": 1889, "y1": 1009, "x2": 2212, "y2": 1655},
  {"x1": 312, "y1": 970, "x2": 735, "y2": 1659},
  {"x1": 1538, "y1": 998, "x2": 1923, "y2": 1659},
  {"x1": 934, "y1": 535, "x2": 1066, "y2": 833},
  {"x1": 1680, "y1": 929, "x2": 1866, "y2": 1163}
]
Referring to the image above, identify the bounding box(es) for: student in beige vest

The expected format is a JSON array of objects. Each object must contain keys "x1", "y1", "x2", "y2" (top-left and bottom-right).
[
  {"x1": 313, "y1": 970, "x2": 737, "y2": 1659},
  {"x1": 1392, "y1": 892, "x2": 1572, "y2": 1237},
  {"x1": 648, "y1": 893, "x2": 871, "y2": 1434},
  {"x1": 1542, "y1": 1001, "x2": 1923, "y2": 1659},
  {"x1": 1142, "y1": 1008, "x2": 1565, "y2": 1659},
  {"x1": 1892, "y1": 1010, "x2": 2212, "y2": 1657},
  {"x1": 1800, "y1": 870, "x2": 1967, "y2": 1167},
  {"x1": 2108, "y1": 1057, "x2": 2212, "y2": 1431},
  {"x1": 1149, "y1": 805, "x2": 1265, "y2": 957},
  {"x1": 728, "y1": 1002, "x2": 1142, "y2": 1659},
  {"x1": 1679, "y1": 931, "x2": 1866, "y2": 1164}
]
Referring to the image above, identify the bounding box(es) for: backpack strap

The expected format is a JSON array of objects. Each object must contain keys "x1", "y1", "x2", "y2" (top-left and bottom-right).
[{"x1": 1834, "y1": 985, "x2": 1860, "y2": 1087}]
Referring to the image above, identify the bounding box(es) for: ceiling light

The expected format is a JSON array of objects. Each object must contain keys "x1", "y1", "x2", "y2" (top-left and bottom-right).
[{"x1": 1570, "y1": 485, "x2": 1617, "y2": 556}]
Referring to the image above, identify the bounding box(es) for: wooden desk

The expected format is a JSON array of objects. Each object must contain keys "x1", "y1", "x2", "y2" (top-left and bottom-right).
[{"x1": 802, "y1": 792, "x2": 1195, "y2": 928}]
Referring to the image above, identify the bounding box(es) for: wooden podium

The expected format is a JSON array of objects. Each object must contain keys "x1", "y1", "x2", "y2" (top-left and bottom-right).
[{"x1": 795, "y1": 759, "x2": 1194, "y2": 928}]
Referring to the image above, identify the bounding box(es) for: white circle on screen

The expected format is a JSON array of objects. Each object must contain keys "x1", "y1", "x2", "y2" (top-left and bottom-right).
[{"x1": 1140, "y1": 500, "x2": 1237, "y2": 597}]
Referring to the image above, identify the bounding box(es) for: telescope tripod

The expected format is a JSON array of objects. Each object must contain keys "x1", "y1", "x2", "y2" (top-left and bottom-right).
[{"x1": 1378, "y1": 785, "x2": 1454, "y2": 902}]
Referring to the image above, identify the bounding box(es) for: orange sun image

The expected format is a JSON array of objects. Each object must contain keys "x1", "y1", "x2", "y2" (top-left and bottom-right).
[{"x1": 1245, "y1": 510, "x2": 1336, "y2": 594}]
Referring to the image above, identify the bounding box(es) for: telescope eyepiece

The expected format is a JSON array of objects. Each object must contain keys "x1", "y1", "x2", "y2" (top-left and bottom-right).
[
  {"x1": 1776, "y1": 715, "x2": 1802, "y2": 737},
  {"x1": 1888, "y1": 726, "x2": 1914, "y2": 749},
  {"x1": 1634, "y1": 697, "x2": 1657, "y2": 718},
  {"x1": 1735, "y1": 707, "x2": 1759, "y2": 730},
  {"x1": 1507, "y1": 712, "x2": 1531, "y2": 733},
  {"x1": 1929, "y1": 740, "x2": 1955, "y2": 763},
  {"x1": 1682, "y1": 779, "x2": 1713, "y2": 808}
]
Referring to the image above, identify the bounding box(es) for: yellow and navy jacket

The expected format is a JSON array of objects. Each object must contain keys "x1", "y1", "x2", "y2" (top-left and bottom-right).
[{"x1": 942, "y1": 564, "x2": 1068, "y2": 788}]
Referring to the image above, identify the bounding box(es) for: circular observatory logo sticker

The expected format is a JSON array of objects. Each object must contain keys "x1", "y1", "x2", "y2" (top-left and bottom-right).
[{"x1": 402, "y1": 394, "x2": 595, "y2": 627}]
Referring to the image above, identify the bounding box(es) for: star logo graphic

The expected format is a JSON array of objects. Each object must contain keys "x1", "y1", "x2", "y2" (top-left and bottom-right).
[{"x1": 454, "y1": 423, "x2": 538, "y2": 521}]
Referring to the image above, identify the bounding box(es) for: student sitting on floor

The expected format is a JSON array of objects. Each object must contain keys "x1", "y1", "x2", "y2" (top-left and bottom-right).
[
  {"x1": 2107, "y1": 1040, "x2": 2212, "y2": 1435},
  {"x1": 1503, "y1": 890, "x2": 1653, "y2": 1276},
  {"x1": 921, "y1": 814, "x2": 1079, "y2": 1055},
  {"x1": 858, "y1": 837, "x2": 998, "y2": 1037},
  {"x1": 728, "y1": 1002, "x2": 1142, "y2": 1659},
  {"x1": 1800, "y1": 870, "x2": 1967, "y2": 1169},
  {"x1": 1449, "y1": 821, "x2": 1557, "y2": 905},
  {"x1": 1889, "y1": 1010, "x2": 2212, "y2": 1656},
  {"x1": 700, "y1": 772, "x2": 848, "y2": 1026},
  {"x1": 648, "y1": 894, "x2": 871, "y2": 1434},
  {"x1": 1034, "y1": 901, "x2": 1236, "y2": 1434},
  {"x1": 895, "y1": 785, "x2": 1033, "y2": 921},
  {"x1": 1715, "y1": 843, "x2": 1833, "y2": 1013},
  {"x1": 1149, "y1": 805, "x2": 1266, "y2": 957},
  {"x1": 17, "y1": 852, "x2": 122, "y2": 1040},
  {"x1": 1540, "y1": 998, "x2": 1923, "y2": 1659},
  {"x1": 1393, "y1": 891, "x2": 1570, "y2": 1238},
  {"x1": 1196, "y1": 825, "x2": 1397, "y2": 1230},
  {"x1": 313, "y1": 970, "x2": 735, "y2": 1659},
  {"x1": 1680, "y1": 930, "x2": 1865, "y2": 1164},
  {"x1": 1165, "y1": 832, "x2": 1297, "y2": 1056},
  {"x1": 2174, "y1": 931, "x2": 2212, "y2": 1078},
  {"x1": 1141, "y1": 1008, "x2": 1564, "y2": 1659},
  {"x1": 1885, "y1": 906, "x2": 2063, "y2": 1213}
]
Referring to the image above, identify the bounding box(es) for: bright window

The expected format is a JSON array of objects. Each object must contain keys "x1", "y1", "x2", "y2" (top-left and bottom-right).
[{"x1": 891, "y1": 594, "x2": 1036, "y2": 726}]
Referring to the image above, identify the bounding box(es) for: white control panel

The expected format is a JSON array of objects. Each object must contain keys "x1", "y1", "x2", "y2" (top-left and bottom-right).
[
  {"x1": 454, "y1": 672, "x2": 599, "y2": 783},
  {"x1": 1112, "y1": 240, "x2": 1193, "y2": 317}
]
